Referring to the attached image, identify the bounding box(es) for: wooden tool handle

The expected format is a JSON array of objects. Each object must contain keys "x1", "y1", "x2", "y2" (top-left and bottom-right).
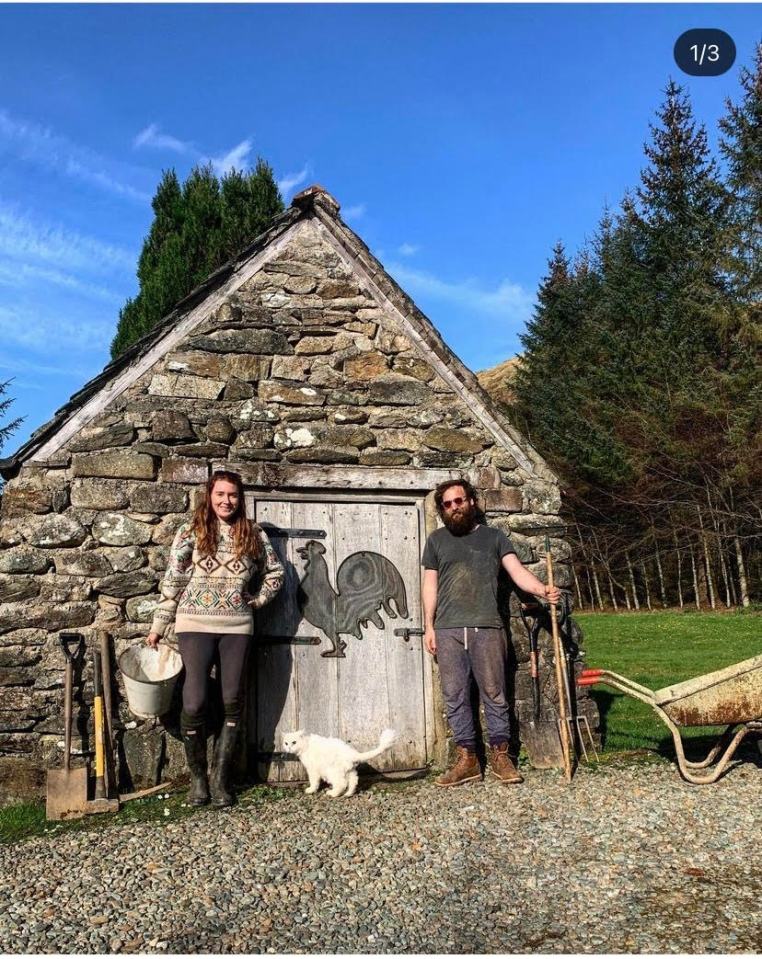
[
  {"x1": 92, "y1": 649, "x2": 106, "y2": 801},
  {"x1": 63, "y1": 659, "x2": 72, "y2": 772},
  {"x1": 98, "y1": 631, "x2": 113, "y2": 748},
  {"x1": 98, "y1": 630, "x2": 117, "y2": 799},
  {"x1": 545, "y1": 537, "x2": 574, "y2": 782}
]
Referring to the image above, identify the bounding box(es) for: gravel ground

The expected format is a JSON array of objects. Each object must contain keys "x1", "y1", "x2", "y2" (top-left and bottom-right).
[{"x1": 1, "y1": 759, "x2": 760, "y2": 954}]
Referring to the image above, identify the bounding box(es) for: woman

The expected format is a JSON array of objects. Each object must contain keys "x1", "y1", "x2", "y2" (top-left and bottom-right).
[{"x1": 147, "y1": 469, "x2": 284, "y2": 807}]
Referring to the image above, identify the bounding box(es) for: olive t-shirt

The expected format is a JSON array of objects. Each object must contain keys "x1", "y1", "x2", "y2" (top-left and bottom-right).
[{"x1": 421, "y1": 524, "x2": 516, "y2": 627}]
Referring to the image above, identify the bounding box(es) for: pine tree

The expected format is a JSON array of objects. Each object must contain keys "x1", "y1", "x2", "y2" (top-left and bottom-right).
[
  {"x1": 514, "y1": 241, "x2": 623, "y2": 487},
  {"x1": 513, "y1": 241, "x2": 574, "y2": 446},
  {"x1": 0, "y1": 379, "x2": 22, "y2": 450},
  {"x1": 635, "y1": 80, "x2": 730, "y2": 374},
  {"x1": 0, "y1": 379, "x2": 22, "y2": 493},
  {"x1": 510, "y1": 76, "x2": 756, "y2": 604},
  {"x1": 719, "y1": 43, "x2": 762, "y2": 315},
  {"x1": 715, "y1": 44, "x2": 762, "y2": 569},
  {"x1": 217, "y1": 160, "x2": 283, "y2": 263},
  {"x1": 111, "y1": 160, "x2": 283, "y2": 357}
]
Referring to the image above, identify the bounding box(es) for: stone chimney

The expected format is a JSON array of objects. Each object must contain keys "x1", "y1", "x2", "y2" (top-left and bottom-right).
[{"x1": 291, "y1": 184, "x2": 341, "y2": 215}]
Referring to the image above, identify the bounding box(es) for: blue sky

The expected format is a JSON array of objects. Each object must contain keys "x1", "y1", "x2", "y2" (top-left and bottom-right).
[{"x1": 0, "y1": 3, "x2": 759, "y2": 453}]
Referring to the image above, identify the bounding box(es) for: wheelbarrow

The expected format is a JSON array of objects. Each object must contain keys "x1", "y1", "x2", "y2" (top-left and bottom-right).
[{"x1": 578, "y1": 653, "x2": 762, "y2": 784}]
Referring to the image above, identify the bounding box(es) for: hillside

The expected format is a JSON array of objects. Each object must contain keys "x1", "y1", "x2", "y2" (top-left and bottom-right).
[{"x1": 476, "y1": 356, "x2": 521, "y2": 410}]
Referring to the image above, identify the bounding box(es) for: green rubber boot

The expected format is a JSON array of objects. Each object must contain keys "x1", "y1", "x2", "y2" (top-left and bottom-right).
[
  {"x1": 181, "y1": 713, "x2": 209, "y2": 807},
  {"x1": 210, "y1": 716, "x2": 239, "y2": 808}
]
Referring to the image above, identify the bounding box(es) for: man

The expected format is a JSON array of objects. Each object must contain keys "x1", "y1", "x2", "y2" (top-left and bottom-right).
[{"x1": 422, "y1": 478, "x2": 560, "y2": 786}]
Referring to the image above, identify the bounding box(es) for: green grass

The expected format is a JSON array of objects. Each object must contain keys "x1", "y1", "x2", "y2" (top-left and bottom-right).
[
  {"x1": 0, "y1": 783, "x2": 292, "y2": 847},
  {"x1": 577, "y1": 609, "x2": 761, "y2": 756}
]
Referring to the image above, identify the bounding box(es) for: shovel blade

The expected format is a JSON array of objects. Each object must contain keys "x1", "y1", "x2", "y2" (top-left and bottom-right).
[
  {"x1": 46, "y1": 765, "x2": 89, "y2": 821},
  {"x1": 521, "y1": 721, "x2": 565, "y2": 769}
]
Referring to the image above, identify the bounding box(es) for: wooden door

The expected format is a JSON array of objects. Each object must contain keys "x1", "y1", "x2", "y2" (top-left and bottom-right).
[{"x1": 247, "y1": 495, "x2": 432, "y2": 781}]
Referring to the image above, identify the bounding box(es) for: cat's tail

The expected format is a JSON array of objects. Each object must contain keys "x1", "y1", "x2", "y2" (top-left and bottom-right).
[{"x1": 353, "y1": 728, "x2": 397, "y2": 762}]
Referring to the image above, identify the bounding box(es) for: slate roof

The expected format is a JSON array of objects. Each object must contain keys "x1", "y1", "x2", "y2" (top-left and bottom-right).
[{"x1": 1, "y1": 186, "x2": 553, "y2": 481}]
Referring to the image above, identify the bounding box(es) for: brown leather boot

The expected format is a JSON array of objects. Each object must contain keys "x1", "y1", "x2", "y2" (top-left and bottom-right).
[
  {"x1": 435, "y1": 746, "x2": 481, "y2": 787},
  {"x1": 488, "y1": 743, "x2": 524, "y2": 784}
]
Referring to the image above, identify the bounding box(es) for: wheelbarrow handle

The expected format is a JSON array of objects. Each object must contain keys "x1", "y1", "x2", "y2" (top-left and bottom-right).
[
  {"x1": 580, "y1": 668, "x2": 604, "y2": 678},
  {"x1": 577, "y1": 676, "x2": 601, "y2": 687}
]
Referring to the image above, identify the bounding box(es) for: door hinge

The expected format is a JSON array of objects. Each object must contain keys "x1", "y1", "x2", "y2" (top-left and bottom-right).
[
  {"x1": 258, "y1": 635, "x2": 322, "y2": 646},
  {"x1": 260, "y1": 525, "x2": 327, "y2": 540}
]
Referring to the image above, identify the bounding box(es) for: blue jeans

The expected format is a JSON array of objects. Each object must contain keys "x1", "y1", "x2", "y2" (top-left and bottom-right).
[{"x1": 436, "y1": 626, "x2": 510, "y2": 748}]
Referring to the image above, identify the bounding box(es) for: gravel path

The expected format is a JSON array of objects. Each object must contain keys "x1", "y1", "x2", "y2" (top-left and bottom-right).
[{"x1": 1, "y1": 760, "x2": 760, "y2": 954}]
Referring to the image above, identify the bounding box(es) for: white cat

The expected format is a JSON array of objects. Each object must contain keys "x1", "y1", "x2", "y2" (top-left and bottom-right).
[{"x1": 282, "y1": 728, "x2": 397, "y2": 798}]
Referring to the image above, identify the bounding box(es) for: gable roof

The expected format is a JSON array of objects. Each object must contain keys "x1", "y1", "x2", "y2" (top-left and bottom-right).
[{"x1": 0, "y1": 186, "x2": 555, "y2": 482}]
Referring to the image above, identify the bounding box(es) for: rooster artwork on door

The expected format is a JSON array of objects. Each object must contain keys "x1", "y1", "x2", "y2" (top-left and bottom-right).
[{"x1": 295, "y1": 541, "x2": 409, "y2": 657}]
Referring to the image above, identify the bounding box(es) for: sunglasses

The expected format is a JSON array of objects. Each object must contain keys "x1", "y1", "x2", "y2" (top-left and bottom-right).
[{"x1": 442, "y1": 496, "x2": 469, "y2": 509}]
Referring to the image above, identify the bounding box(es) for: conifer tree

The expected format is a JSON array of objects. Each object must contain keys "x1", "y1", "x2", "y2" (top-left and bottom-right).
[
  {"x1": 513, "y1": 241, "x2": 574, "y2": 444},
  {"x1": 510, "y1": 76, "x2": 755, "y2": 604},
  {"x1": 513, "y1": 241, "x2": 626, "y2": 488},
  {"x1": 111, "y1": 160, "x2": 283, "y2": 357},
  {"x1": 0, "y1": 379, "x2": 22, "y2": 494},
  {"x1": 719, "y1": 43, "x2": 762, "y2": 313},
  {"x1": 0, "y1": 380, "x2": 22, "y2": 452},
  {"x1": 634, "y1": 80, "x2": 730, "y2": 375},
  {"x1": 715, "y1": 45, "x2": 762, "y2": 557}
]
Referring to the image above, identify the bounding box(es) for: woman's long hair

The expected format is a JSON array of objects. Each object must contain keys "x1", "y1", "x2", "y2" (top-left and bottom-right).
[{"x1": 192, "y1": 470, "x2": 261, "y2": 562}]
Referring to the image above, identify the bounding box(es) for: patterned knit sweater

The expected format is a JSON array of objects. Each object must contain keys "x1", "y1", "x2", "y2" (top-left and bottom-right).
[{"x1": 150, "y1": 521, "x2": 285, "y2": 638}]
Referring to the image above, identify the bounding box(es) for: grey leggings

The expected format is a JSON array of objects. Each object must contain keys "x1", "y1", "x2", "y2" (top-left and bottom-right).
[{"x1": 176, "y1": 632, "x2": 250, "y2": 719}]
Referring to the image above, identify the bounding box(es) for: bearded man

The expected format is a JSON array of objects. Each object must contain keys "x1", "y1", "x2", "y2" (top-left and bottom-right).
[{"x1": 422, "y1": 478, "x2": 560, "y2": 786}]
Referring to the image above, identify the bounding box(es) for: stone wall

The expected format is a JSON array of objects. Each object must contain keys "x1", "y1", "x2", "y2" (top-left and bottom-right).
[{"x1": 0, "y1": 218, "x2": 594, "y2": 801}]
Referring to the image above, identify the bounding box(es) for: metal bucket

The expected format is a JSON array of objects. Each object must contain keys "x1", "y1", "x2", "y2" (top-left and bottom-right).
[{"x1": 119, "y1": 644, "x2": 183, "y2": 718}]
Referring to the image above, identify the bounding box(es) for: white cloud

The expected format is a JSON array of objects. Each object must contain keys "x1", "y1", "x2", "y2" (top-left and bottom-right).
[
  {"x1": 386, "y1": 262, "x2": 534, "y2": 322},
  {"x1": 342, "y1": 203, "x2": 366, "y2": 222},
  {"x1": 63, "y1": 158, "x2": 150, "y2": 203},
  {"x1": 0, "y1": 355, "x2": 95, "y2": 379},
  {"x1": 0, "y1": 205, "x2": 135, "y2": 276},
  {"x1": 0, "y1": 305, "x2": 113, "y2": 353},
  {"x1": 209, "y1": 139, "x2": 253, "y2": 176},
  {"x1": 0, "y1": 109, "x2": 151, "y2": 204},
  {"x1": 133, "y1": 123, "x2": 193, "y2": 155},
  {"x1": 397, "y1": 243, "x2": 419, "y2": 257},
  {"x1": 0, "y1": 261, "x2": 122, "y2": 303},
  {"x1": 277, "y1": 165, "x2": 310, "y2": 197}
]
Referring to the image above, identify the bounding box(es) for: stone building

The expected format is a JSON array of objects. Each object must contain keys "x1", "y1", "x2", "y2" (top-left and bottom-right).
[{"x1": 0, "y1": 186, "x2": 596, "y2": 801}]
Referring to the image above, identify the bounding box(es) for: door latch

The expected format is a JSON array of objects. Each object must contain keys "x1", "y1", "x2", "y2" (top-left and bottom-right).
[{"x1": 393, "y1": 628, "x2": 424, "y2": 643}]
